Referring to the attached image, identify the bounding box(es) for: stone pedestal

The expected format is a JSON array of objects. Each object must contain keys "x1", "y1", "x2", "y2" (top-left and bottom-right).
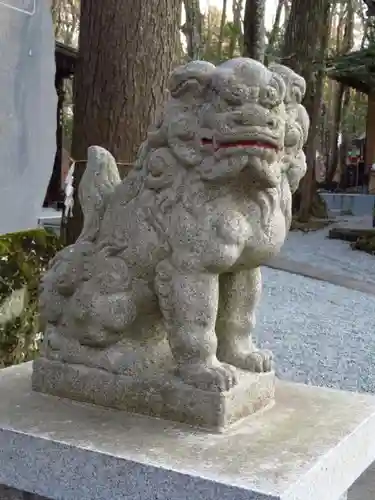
[
  {"x1": 1, "y1": 363, "x2": 375, "y2": 500},
  {"x1": 32, "y1": 357, "x2": 275, "y2": 432}
]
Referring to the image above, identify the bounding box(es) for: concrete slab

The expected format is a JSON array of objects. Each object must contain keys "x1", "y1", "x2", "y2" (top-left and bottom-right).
[
  {"x1": 266, "y1": 256, "x2": 375, "y2": 296},
  {"x1": 1, "y1": 363, "x2": 375, "y2": 499}
]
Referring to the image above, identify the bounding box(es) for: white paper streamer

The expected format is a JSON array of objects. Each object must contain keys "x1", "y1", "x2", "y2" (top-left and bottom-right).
[{"x1": 64, "y1": 161, "x2": 75, "y2": 218}]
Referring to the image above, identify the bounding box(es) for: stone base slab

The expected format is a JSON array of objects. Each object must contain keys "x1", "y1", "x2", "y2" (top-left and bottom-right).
[
  {"x1": 2, "y1": 363, "x2": 375, "y2": 500},
  {"x1": 31, "y1": 357, "x2": 275, "y2": 432}
]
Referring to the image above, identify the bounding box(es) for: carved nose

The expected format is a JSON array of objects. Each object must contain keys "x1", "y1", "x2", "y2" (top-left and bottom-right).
[
  {"x1": 232, "y1": 113, "x2": 252, "y2": 125},
  {"x1": 266, "y1": 117, "x2": 278, "y2": 129}
]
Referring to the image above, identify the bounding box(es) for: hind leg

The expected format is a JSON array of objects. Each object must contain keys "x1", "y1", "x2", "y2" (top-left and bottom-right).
[
  {"x1": 68, "y1": 280, "x2": 138, "y2": 348},
  {"x1": 216, "y1": 267, "x2": 273, "y2": 372}
]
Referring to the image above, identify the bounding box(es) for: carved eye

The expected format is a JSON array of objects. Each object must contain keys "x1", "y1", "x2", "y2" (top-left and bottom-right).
[
  {"x1": 211, "y1": 74, "x2": 250, "y2": 106},
  {"x1": 291, "y1": 86, "x2": 302, "y2": 104},
  {"x1": 210, "y1": 89, "x2": 231, "y2": 112},
  {"x1": 224, "y1": 91, "x2": 243, "y2": 105},
  {"x1": 170, "y1": 117, "x2": 195, "y2": 140},
  {"x1": 248, "y1": 86, "x2": 260, "y2": 101},
  {"x1": 223, "y1": 83, "x2": 248, "y2": 105},
  {"x1": 259, "y1": 85, "x2": 280, "y2": 108},
  {"x1": 211, "y1": 85, "x2": 241, "y2": 106},
  {"x1": 268, "y1": 73, "x2": 286, "y2": 104}
]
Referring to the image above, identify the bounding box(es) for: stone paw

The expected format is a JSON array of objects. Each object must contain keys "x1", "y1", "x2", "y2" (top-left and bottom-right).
[
  {"x1": 218, "y1": 349, "x2": 273, "y2": 373},
  {"x1": 177, "y1": 360, "x2": 238, "y2": 392}
]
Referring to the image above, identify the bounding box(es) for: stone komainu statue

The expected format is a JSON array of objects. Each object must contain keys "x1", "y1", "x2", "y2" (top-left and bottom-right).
[{"x1": 37, "y1": 58, "x2": 309, "y2": 398}]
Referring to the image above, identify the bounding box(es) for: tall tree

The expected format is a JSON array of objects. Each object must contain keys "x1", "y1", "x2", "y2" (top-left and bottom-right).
[
  {"x1": 51, "y1": 0, "x2": 80, "y2": 45},
  {"x1": 283, "y1": 0, "x2": 291, "y2": 25},
  {"x1": 281, "y1": 0, "x2": 331, "y2": 221},
  {"x1": 182, "y1": 0, "x2": 203, "y2": 59},
  {"x1": 265, "y1": 0, "x2": 284, "y2": 64},
  {"x1": 230, "y1": 0, "x2": 244, "y2": 57},
  {"x1": 243, "y1": 0, "x2": 266, "y2": 62},
  {"x1": 217, "y1": 0, "x2": 228, "y2": 60},
  {"x1": 327, "y1": 0, "x2": 354, "y2": 184},
  {"x1": 64, "y1": 0, "x2": 181, "y2": 243}
]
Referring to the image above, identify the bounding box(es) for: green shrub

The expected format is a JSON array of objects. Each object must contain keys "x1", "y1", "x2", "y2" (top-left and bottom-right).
[
  {"x1": 0, "y1": 228, "x2": 62, "y2": 367},
  {"x1": 352, "y1": 235, "x2": 375, "y2": 256}
]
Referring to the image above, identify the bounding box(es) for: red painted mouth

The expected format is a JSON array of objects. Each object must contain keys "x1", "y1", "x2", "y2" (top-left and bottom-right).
[{"x1": 201, "y1": 138, "x2": 278, "y2": 151}]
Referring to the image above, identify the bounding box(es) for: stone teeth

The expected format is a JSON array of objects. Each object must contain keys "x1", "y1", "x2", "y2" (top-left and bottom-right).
[{"x1": 200, "y1": 129, "x2": 214, "y2": 139}]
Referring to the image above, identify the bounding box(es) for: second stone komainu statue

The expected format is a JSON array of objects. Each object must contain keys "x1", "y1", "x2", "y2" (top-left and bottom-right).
[{"x1": 33, "y1": 57, "x2": 309, "y2": 431}]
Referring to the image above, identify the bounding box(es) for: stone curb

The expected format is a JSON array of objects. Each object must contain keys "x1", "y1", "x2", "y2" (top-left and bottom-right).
[{"x1": 265, "y1": 256, "x2": 375, "y2": 297}]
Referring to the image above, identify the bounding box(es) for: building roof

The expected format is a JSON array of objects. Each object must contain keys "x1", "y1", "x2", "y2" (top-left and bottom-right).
[
  {"x1": 325, "y1": 1, "x2": 375, "y2": 92},
  {"x1": 326, "y1": 47, "x2": 375, "y2": 94}
]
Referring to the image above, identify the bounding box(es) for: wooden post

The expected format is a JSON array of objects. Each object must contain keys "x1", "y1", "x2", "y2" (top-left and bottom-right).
[{"x1": 44, "y1": 74, "x2": 65, "y2": 207}]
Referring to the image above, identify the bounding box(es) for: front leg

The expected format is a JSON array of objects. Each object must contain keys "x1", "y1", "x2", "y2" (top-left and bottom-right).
[
  {"x1": 155, "y1": 259, "x2": 237, "y2": 392},
  {"x1": 216, "y1": 267, "x2": 273, "y2": 372}
]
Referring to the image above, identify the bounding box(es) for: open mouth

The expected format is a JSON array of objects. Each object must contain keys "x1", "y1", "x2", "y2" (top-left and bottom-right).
[{"x1": 201, "y1": 138, "x2": 279, "y2": 151}]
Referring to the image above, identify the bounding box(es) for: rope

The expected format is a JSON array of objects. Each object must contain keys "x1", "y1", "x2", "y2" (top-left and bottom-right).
[{"x1": 66, "y1": 156, "x2": 133, "y2": 168}]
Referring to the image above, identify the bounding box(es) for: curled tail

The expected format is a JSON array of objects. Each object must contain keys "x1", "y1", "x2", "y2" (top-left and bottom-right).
[{"x1": 78, "y1": 146, "x2": 121, "y2": 243}]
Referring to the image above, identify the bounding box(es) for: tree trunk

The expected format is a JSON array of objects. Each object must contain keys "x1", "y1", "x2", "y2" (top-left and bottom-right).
[
  {"x1": 205, "y1": 8, "x2": 213, "y2": 56},
  {"x1": 217, "y1": 0, "x2": 227, "y2": 60},
  {"x1": 283, "y1": 0, "x2": 291, "y2": 26},
  {"x1": 280, "y1": 0, "x2": 331, "y2": 221},
  {"x1": 338, "y1": 121, "x2": 350, "y2": 189},
  {"x1": 64, "y1": 0, "x2": 181, "y2": 244},
  {"x1": 265, "y1": 0, "x2": 284, "y2": 64},
  {"x1": 52, "y1": 0, "x2": 80, "y2": 45},
  {"x1": 243, "y1": 0, "x2": 266, "y2": 62},
  {"x1": 339, "y1": 86, "x2": 353, "y2": 188},
  {"x1": 301, "y1": 0, "x2": 331, "y2": 221},
  {"x1": 310, "y1": 24, "x2": 330, "y2": 218},
  {"x1": 228, "y1": 0, "x2": 243, "y2": 58},
  {"x1": 327, "y1": 0, "x2": 354, "y2": 184},
  {"x1": 327, "y1": 83, "x2": 344, "y2": 183},
  {"x1": 326, "y1": 6, "x2": 344, "y2": 183},
  {"x1": 182, "y1": 0, "x2": 202, "y2": 59},
  {"x1": 320, "y1": 2, "x2": 335, "y2": 173}
]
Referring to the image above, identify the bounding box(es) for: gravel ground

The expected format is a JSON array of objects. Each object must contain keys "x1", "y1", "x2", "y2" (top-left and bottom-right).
[
  {"x1": 280, "y1": 217, "x2": 375, "y2": 288},
  {"x1": 257, "y1": 264, "x2": 375, "y2": 498},
  {"x1": 257, "y1": 267, "x2": 375, "y2": 394}
]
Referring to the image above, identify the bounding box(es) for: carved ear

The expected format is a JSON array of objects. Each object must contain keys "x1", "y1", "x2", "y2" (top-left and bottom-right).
[
  {"x1": 296, "y1": 74, "x2": 306, "y2": 100},
  {"x1": 269, "y1": 63, "x2": 307, "y2": 102},
  {"x1": 270, "y1": 72, "x2": 286, "y2": 103},
  {"x1": 298, "y1": 105, "x2": 310, "y2": 144},
  {"x1": 168, "y1": 61, "x2": 216, "y2": 99}
]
